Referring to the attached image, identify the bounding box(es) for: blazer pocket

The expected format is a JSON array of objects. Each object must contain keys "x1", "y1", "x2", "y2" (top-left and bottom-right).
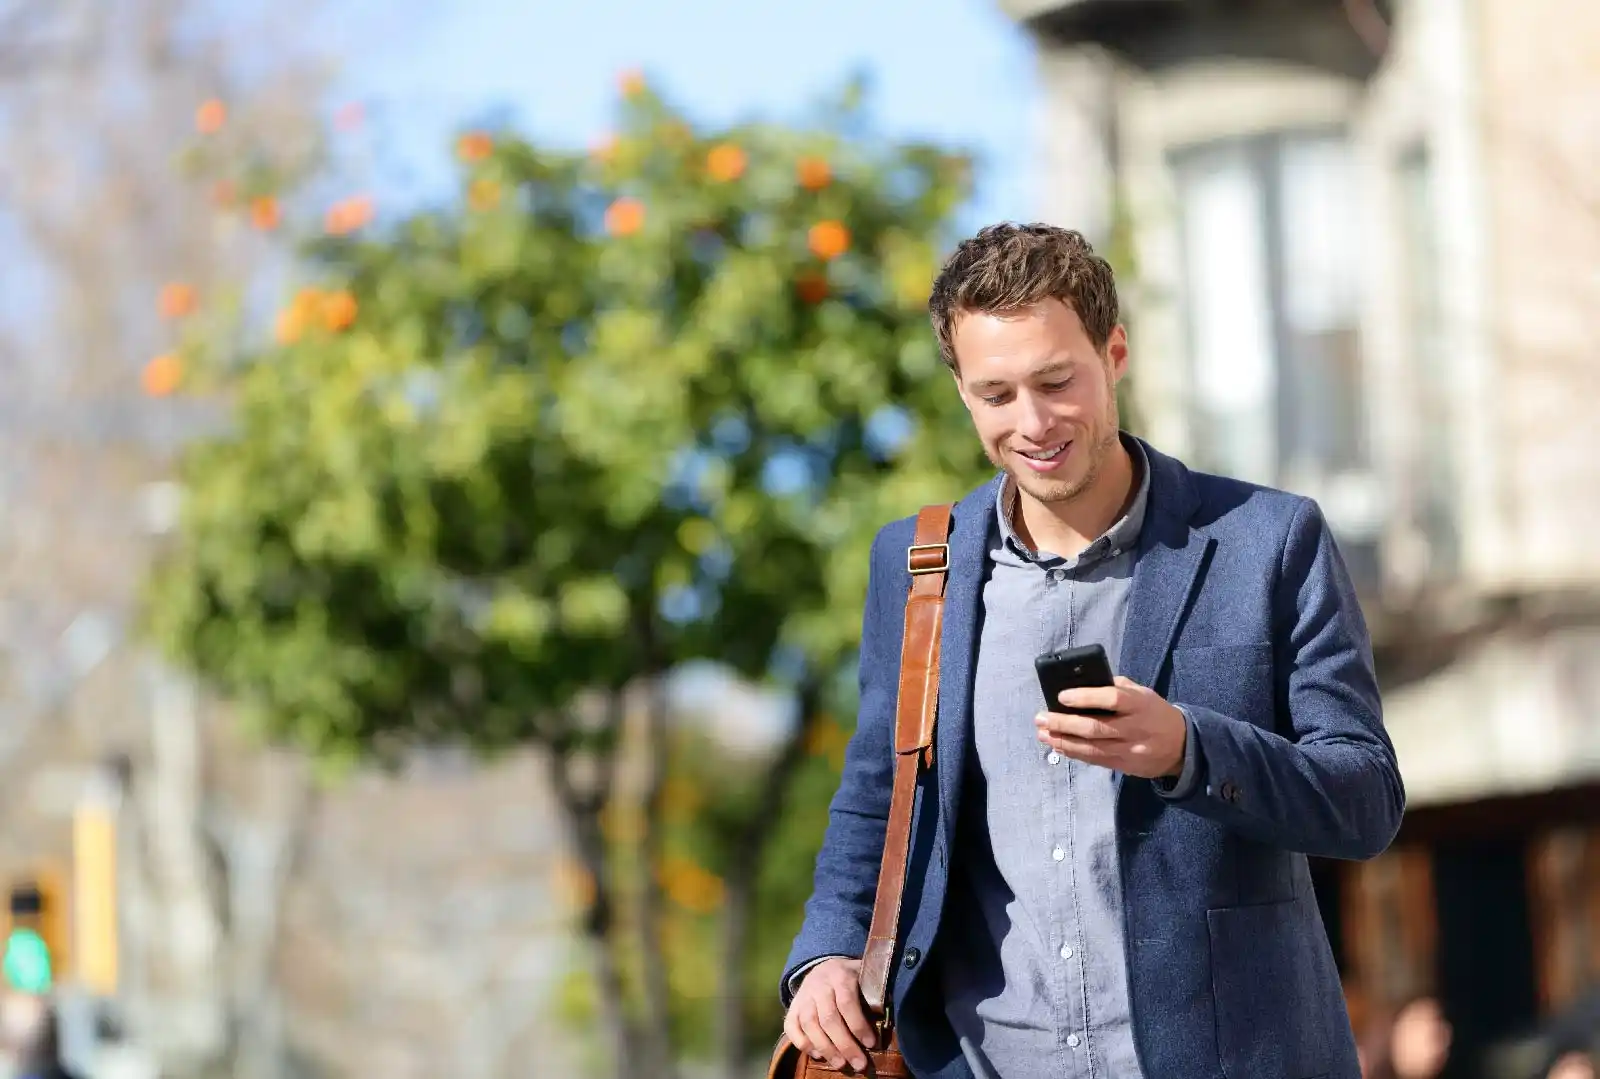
[
  {"x1": 1171, "y1": 644, "x2": 1274, "y2": 727},
  {"x1": 1208, "y1": 899, "x2": 1338, "y2": 1079}
]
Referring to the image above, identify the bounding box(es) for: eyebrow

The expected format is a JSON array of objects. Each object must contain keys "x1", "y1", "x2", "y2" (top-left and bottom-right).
[{"x1": 967, "y1": 358, "x2": 1075, "y2": 393}]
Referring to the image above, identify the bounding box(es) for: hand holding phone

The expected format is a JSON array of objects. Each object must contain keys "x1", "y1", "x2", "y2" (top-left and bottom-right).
[{"x1": 1034, "y1": 644, "x2": 1116, "y2": 717}]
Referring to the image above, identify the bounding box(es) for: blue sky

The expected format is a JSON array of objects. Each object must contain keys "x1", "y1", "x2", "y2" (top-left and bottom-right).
[{"x1": 339, "y1": 0, "x2": 1038, "y2": 229}]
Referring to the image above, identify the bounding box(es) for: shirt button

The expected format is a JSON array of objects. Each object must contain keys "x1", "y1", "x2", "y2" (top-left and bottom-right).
[
  {"x1": 1059, "y1": 944, "x2": 1073, "y2": 960},
  {"x1": 1051, "y1": 846, "x2": 1065, "y2": 861},
  {"x1": 1050, "y1": 568, "x2": 1067, "y2": 582},
  {"x1": 1067, "y1": 1034, "x2": 1081, "y2": 1048},
  {"x1": 1046, "y1": 751, "x2": 1061, "y2": 765}
]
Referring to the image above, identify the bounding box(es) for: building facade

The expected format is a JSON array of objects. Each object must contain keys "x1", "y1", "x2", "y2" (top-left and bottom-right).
[{"x1": 999, "y1": 0, "x2": 1600, "y2": 1067}]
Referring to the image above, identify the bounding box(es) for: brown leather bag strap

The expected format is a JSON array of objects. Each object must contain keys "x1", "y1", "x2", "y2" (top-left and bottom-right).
[{"x1": 859, "y1": 503, "x2": 953, "y2": 1024}]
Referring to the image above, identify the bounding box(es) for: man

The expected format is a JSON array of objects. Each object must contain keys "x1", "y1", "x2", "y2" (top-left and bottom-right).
[
  {"x1": 780, "y1": 223, "x2": 1404, "y2": 1079},
  {"x1": 0, "y1": 993, "x2": 81, "y2": 1079}
]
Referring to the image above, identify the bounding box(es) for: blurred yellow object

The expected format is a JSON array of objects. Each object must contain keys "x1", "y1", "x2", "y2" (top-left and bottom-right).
[
  {"x1": 73, "y1": 806, "x2": 118, "y2": 995},
  {"x1": 468, "y1": 179, "x2": 502, "y2": 212},
  {"x1": 274, "y1": 308, "x2": 304, "y2": 345},
  {"x1": 658, "y1": 856, "x2": 725, "y2": 915}
]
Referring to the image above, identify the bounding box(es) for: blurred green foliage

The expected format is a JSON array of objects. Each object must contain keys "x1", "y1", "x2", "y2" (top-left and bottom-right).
[{"x1": 144, "y1": 74, "x2": 991, "y2": 1070}]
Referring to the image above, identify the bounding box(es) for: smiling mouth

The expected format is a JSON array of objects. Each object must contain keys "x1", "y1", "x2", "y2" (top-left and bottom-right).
[{"x1": 1017, "y1": 442, "x2": 1068, "y2": 462}]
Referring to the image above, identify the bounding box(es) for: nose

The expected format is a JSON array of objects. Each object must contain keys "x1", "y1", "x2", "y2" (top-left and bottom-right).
[{"x1": 1014, "y1": 391, "x2": 1056, "y2": 443}]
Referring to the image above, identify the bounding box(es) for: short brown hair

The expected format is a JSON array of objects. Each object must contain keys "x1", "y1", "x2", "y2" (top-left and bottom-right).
[{"x1": 927, "y1": 223, "x2": 1120, "y2": 370}]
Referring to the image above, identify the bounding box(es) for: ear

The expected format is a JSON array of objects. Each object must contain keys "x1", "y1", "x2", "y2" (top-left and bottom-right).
[{"x1": 1104, "y1": 325, "x2": 1129, "y2": 384}]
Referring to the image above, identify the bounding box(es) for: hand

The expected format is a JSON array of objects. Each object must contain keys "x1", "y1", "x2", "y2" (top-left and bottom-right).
[
  {"x1": 783, "y1": 957, "x2": 875, "y2": 1072},
  {"x1": 1035, "y1": 676, "x2": 1186, "y2": 779}
]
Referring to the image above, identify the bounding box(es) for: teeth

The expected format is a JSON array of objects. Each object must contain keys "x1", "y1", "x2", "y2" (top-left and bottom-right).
[{"x1": 1021, "y1": 444, "x2": 1066, "y2": 461}]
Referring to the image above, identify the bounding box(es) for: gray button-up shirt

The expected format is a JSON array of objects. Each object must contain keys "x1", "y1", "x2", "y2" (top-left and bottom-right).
[{"x1": 939, "y1": 435, "x2": 1162, "y2": 1079}]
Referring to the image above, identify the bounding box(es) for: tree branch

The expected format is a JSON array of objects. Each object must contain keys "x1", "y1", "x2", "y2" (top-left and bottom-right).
[
  {"x1": 547, "y1": 696, "x2": 647, "y2": 1079},
  {"x1": 716, "y1": 674, "x2": 827, "y2": 1079},
  {"x1": 636, "y1": 675, "x2": 678, "y2": 1079}
]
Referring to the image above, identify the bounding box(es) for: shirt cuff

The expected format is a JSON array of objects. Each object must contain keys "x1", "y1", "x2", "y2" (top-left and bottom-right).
[
  {"x1": 1152, "y1": 705, "x2": 1202, "y2": 800},
  {"x1": 787, "y1": 955, "x2": 849, "y2": 996}
]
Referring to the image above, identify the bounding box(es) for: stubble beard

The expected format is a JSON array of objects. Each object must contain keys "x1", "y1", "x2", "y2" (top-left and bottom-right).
[{"x1": 1002, "y1": 402, "x2": 1121, "y2": 507}]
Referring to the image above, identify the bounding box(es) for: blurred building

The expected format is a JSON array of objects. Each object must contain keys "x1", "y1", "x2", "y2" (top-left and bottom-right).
[{"x1": 1002, "y1": 0, "x2": 1600, "y2": 1064}]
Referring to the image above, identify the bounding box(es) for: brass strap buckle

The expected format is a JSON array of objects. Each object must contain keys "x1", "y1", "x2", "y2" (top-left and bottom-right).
[{"x1": 906, "y1": 543, "x2": 949, "y2": 575}]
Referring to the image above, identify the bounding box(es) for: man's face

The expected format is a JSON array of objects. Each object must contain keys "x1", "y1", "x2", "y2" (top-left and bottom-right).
[{"x1": 950, "y1": 298, "x2": 1127, "y2": 506}]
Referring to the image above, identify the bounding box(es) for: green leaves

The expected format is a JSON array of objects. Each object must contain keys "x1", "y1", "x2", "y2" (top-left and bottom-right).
[{"x1": 144, "y1": 79, "x2": 990, "y2": 761}]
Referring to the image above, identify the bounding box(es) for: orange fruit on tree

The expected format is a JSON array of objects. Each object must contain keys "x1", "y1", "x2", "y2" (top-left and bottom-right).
[
  {"x1": 274, "y1": 307, "x2": 304, "y2": 345},
  {"x1": 321, "y1": 291, "x2": 358, "y2": 332},
  {"x1": 249, "y1": 196, "x2": 280, "y2": 231},
  {"x1": 797, "y1": 156, "x2": 832, "y2": 190},
  {"x1": 796, "y1": 272, "x2": 830, "y2": 304},
  {"x1": 807, "y1": 219, "x2": 850, "y2": 260},
  {"x1": 325, "y1": 195, "x2": 374, "y2": 235},
  {"x1": 141, "y1": 354, "x2": 182, "y2": 397},
  {"x1": 456, "y1": 131, "x2": 493, "y2": 163},
  {"x1": 618, "y1": 68, "x2": 647, "y2": 98},
  {"x1": 158, "y1": 282, "x2": 197, "y2": 319},
  {"x1": 195, "y1": 99, "x2": 226, "y2": 135},
  {"x1": 706, "y1": 143, "x2": 747, "y2": 182},
  {"x1": 323, "y1": 204, "x2": 348, "y2": 235},
  {"x1": 291, "y1": 286, "x2": 324, "y2": 316},
  {"x1": 605, "y1": 197, "x2": 646, "y2": 237}
]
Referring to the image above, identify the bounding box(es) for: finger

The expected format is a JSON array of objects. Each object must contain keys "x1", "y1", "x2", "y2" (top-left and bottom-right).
[
  {"x1": 1057, "y1": 685, "x2": 1122, "y2": 712},
  {"x1": 1041, "y1": 734, "x2": 1116, "y2": 766},
  {"x1": 784, "y1": 1004, "x2": 809, "y2": 1054},
  {"x1": 816, "y1": 997, "x2": 867, "y2": 1071},
  {"x1": 833, "y1": 982, "x2": 877, "y2": 1050},
  {"x1": 1036, "y1": 710, "x2": 1118, "y2": 740},
  {"x1": 1113, "y1": 675, "x2": 1144, "y2": 690},
  {"x1": 798, "y1": 1005, "x2": 831, "y2": 1061}
]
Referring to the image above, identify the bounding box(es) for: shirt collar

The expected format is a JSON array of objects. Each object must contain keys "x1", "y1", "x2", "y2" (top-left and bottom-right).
[{"x1": 995, "y1": 431, "x2": 1150, "y2": 563}]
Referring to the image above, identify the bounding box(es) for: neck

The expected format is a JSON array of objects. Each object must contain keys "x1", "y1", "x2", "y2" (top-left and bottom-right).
[{"x1": 1015, "y1": 437, "x2": 1136, "y2": 557}]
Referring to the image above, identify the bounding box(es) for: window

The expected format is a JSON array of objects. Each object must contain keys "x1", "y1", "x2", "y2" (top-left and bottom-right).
[{"x1": 1172, "y1": 129, "x2": 1379, "y2": 586}]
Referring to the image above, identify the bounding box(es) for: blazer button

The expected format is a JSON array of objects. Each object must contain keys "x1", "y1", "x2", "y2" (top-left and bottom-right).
[
  {"x1": 1219, "y1": 780, "x2": 1241, "y2": 804},
  {"x1": 902, "y1": 948, "x2": 921, "y2": 970}
]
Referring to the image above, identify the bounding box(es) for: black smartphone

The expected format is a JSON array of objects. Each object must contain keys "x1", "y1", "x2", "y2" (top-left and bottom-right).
[{"x1": 1035, "y1": 644, "x2": 1116, "y2": 716}]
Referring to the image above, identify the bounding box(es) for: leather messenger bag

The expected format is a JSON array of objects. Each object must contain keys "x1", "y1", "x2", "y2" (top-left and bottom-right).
[{"x1": 767, "y1": 504, "x2": 954, "y2": 1079}]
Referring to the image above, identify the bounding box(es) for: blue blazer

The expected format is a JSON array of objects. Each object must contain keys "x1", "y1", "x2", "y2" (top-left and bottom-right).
[{"x1": 782, "y1": 440, "x2": 1405, "y2": 1079}]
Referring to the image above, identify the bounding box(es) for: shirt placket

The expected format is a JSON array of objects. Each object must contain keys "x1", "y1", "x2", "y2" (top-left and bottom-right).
[{"x1": 1042, "y1": 561, "x2": 1089, "y2": 1070}]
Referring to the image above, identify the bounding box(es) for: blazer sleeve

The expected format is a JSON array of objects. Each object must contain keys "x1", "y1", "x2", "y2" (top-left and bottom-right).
[
  {"x1": 779, "y1": 524, "x2": 907, "y2": 1005},
  {"x1": 1165, "y1": 498, "x2": 1406, "y2": 861}
]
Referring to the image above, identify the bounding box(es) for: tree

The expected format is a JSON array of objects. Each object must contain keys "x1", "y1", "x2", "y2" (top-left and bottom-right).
[{"x1": 144, "y1": 72, "x2": 990, "y2": 1078}]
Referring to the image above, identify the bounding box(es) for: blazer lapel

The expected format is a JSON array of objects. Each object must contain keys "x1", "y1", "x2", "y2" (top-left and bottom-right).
[
  {"x1": 1116, "y1": 445, "x2": 1211, "y2": 807},
  {"x1": 1119, "y1": 442, "x2": 1209, "y2": 695},
  {"x1": 934, "y1": 475, "x2": 998, "y2": 851}
]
